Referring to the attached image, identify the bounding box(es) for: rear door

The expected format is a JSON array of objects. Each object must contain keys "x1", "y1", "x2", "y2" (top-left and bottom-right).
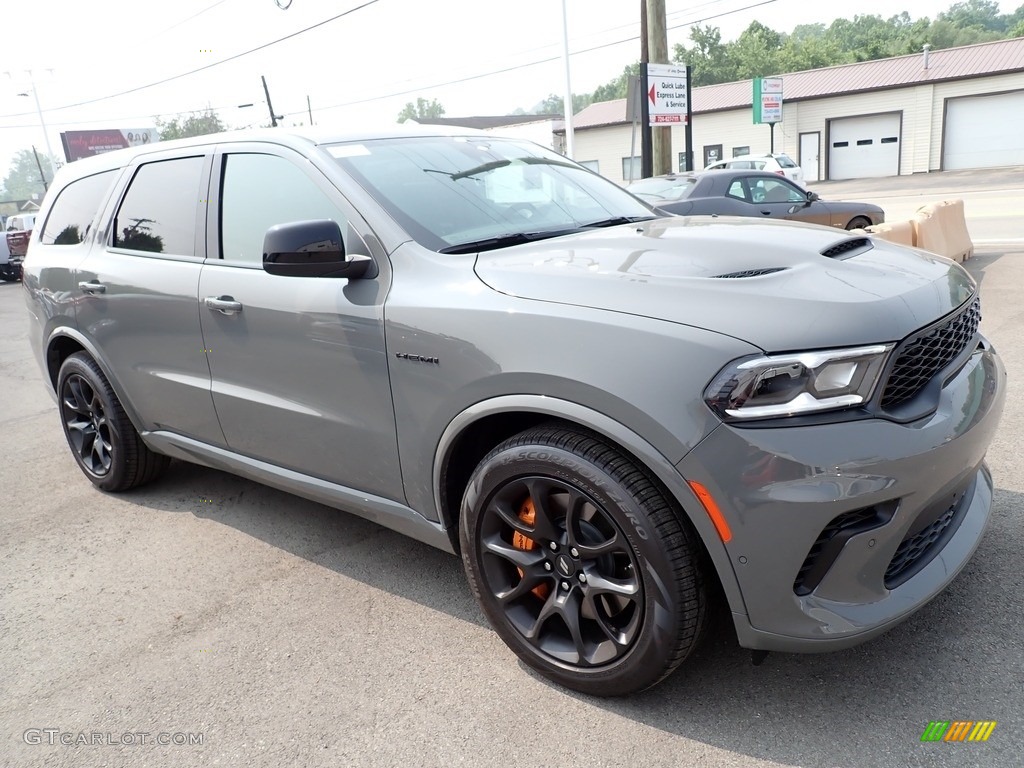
[
  {"x1": 197, "y1": 145, "x2": 402, "y2": 499},
  {"x1": 74, "y1": 150, "x2": 225, "y2": 445}
]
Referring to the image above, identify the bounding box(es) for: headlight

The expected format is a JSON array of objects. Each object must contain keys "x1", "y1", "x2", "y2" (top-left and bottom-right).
[{"x1": 704, "y1": 345, "x2": 893, "y2": 420}]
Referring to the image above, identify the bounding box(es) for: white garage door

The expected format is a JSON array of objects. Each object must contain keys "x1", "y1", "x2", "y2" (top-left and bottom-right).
[
  {"x1": 944, "y1": 90, "x2": 1024, "y2": 170},
  {"x1": 828, "y1": 113, "x2": 901, "y2": 180}
]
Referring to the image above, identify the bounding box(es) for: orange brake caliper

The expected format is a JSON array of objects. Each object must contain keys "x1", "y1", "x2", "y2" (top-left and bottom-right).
[{"x1": 513, "y1": 498, "x2": 550, "y2": 600}]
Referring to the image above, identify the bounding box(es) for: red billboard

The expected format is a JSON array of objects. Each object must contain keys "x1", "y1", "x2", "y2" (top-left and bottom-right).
[{"x1": 60, "y1": 129, "x2": 158, "y2": 162}]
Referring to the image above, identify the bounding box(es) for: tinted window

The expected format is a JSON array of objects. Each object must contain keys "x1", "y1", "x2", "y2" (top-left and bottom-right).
[
  {"x1": 113, "y1": 157, "x2": 204, "y2": 255},
  {"x1": 40, "y1": 171, "x2": 116, "y2": 245},
  {"x1": 775, "y1": 154, "x2": 798, "y2": 168},
  {"x1": 220, "y1": 154, "x2": 346, "y2": 264}
]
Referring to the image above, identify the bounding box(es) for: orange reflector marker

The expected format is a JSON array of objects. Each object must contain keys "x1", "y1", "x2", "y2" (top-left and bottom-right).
[{"x1": 687, "y1": 480, "x2": 733, "y2": 543}]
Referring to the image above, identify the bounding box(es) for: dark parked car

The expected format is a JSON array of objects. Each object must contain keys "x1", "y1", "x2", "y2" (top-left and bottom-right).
[
  {"x1": 24, "y1": 128, "x2": 1004, "y2": 697},
  {"x1": 630, "y1": 170, "x2": 884, "y2": 230}
]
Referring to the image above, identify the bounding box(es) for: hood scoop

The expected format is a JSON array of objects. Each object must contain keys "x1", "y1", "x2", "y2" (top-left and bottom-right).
[
  {"x1": 712, "y1": 267, "x2": 788, "y2": 279},
  {"x1": 821, "y1": 236, "x2": 873, "y2": 260}
]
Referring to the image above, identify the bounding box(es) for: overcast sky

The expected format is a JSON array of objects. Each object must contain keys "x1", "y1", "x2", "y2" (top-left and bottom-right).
[{"x1": 0, "y1": 0, "x2": 1004, "y2": 188}]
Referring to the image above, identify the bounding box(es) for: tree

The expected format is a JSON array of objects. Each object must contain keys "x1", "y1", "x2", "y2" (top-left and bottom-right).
[
  {"x1": 938, "y1": 0, "x2": 1003, "y2": 31},
  {"x1": 397, "y1": 98, "x2": 446, "y2": 123},
  {"x1": 155, "y1": 109, "x2": 228, "y2": 141},
  {"x1": 528, "y1": 92, "x2": 592, "y2": 116},
  {"x1": 2, "y1": 149, "x2": 56, "y2": 200}
]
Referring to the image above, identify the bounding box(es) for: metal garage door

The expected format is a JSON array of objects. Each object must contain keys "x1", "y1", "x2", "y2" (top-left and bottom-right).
[
  {"x1": 944, "y1": 90, "x2": 1024, "y2": 170},
  {"x1": 828, "y1": 113, "x2": 901, "y2": 180}
]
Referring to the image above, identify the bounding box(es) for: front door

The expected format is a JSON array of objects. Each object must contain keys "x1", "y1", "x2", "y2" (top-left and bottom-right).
[
  {"x1": 800, "y1": 132, "x2": 820, "y2": 182},
  {"x1": 197, "y1": 147, "x2": 402, "y2": 500}
]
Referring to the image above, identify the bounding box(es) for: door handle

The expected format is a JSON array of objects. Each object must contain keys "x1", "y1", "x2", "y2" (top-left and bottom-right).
[
  {"x1": 205, "y1": 296, "x2": 242, "y2": 315},
  {"x1": 78, "y1": 281, "x2": 106, "y2": 294},
  {"x1": 760, "y1": 210, "x2": 772, "y2": 215}
]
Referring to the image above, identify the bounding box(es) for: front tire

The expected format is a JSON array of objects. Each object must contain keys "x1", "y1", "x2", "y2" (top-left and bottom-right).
[
  {"x1": 460, "y1": 424, "x2": 707, "y2": 696},
  {"x1": 57, "y1": 353, "x2": 169, "y2": 491},
  {"x1": 846, "y1": 216, "x2": 872, "y2": 231}
]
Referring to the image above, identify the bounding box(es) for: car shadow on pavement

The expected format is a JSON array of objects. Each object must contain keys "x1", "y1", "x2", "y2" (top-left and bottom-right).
[{"x1": 125, "y1": 458, "x2": 1022, "y2": 768}]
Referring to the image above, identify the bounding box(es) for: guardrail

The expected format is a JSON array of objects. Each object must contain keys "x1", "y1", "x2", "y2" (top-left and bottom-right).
[{"x1": 858, "y1": 199, "x2": 973, "y2": 263}]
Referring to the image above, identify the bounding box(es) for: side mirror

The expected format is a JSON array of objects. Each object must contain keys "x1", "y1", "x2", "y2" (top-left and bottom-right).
[
  {"x1": 262, "y1": 219, "x2": 375, "y2": 279},
  {"x1": 807, "y1": 191, "x2": 820, "y2": 202}
]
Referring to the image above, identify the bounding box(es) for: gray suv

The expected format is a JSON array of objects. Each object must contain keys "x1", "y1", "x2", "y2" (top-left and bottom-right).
[{"x1": 23, "y1": 128, "x2": 1006, "y2": 696}]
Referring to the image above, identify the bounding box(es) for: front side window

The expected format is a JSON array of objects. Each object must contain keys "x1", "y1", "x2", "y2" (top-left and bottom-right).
[
  {"x1": 40, "y1": 171, "x2": 116, "y2": 245},
  {"x1": 749, "y1": 178, "x2": 806, "y2": 204},
  {"x1": 220, "y1": 153, "x2": 346, "y2": 265},
  {"x1": 328, "y1": 137, "x2": 653, "y2": 253},
  {"x1": 113, "y1": 157, "x2": 204, "y2": 255}
]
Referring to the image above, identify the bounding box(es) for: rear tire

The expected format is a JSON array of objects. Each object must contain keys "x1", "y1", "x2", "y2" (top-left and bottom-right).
[
  {"x1": 460, "y1": 424, "x2": 707, "y2": 696},
  {"x1": 57, "y1": 353, "x2": 169, "y2": 491}
]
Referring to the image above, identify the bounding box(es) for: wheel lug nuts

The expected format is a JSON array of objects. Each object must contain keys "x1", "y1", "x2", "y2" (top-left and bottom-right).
[
  {"x1": 549, "y1": 542, "x2": 558, "y2": 551},
  {"x1": 578, "y1": 573, "x2": 587, "y2": 583},
  {"x1": 561, "y1": 581, "x2": 570, "y2": 590},
  {"x1": 570, "y1": 547, "x2": 579, "y2": 557},
  {"x1": 544, "y1": 562, "x2": 552, "y2": 571}
]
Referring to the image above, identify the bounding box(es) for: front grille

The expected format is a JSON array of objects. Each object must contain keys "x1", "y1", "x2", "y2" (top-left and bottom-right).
[
  {"x1": 884, "y1": 504, "x2": 958, "y2": 588},
  {"x1": 712, "y1": 267, "x2": 787, "y2": 279},
  {"x1": 880, "y1": 297, "x2": 981, "y2": 409},
  {"x1": 794, "y1": 505, "x2": 892, "y2": 595},
  {"x1": 821, "y1": 237, "x2": 872, "y2": 259}
]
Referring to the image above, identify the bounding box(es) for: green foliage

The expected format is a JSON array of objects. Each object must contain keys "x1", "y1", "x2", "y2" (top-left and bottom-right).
[
  {"x1": 512, "y1": 1, "x2": 1023, "y2": 113},
  {"x1": 155, "y1": 109, "x2": 228, "y2": 141},
  {"x1": 397, "y1": 98, "x2": 446, "y2": 123},
  {"x1": 2, "y1": 149, "x2": 56, "y2": 200}
]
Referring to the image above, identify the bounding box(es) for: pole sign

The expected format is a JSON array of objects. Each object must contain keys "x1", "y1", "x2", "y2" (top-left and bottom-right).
[
  {"x1": 753, "y1": 77, "x2": 783, "y2": 124},
  {"x1": 59, "y1": 128, "x2": 157, "y2": 163},
  {"x1": 645, "y1": 63, "x2": 688, "y2": 126}
]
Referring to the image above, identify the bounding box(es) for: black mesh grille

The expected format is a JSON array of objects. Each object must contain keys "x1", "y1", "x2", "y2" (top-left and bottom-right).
[
  {"x1": 821, "y1": 237, "x2": 872, "y2": 259},
  {"x1": 884, "y1": 504, "x2": 958, "y2": 588},
  {"x1": 712, "y1": 267, "x2": 787, "y2": 279},
  {"x1": 880, "y1": 298, "x2": 981, "y2": 409},
  {"x1": 794, "y1": 507, "x2": 887, "y2": 595}
]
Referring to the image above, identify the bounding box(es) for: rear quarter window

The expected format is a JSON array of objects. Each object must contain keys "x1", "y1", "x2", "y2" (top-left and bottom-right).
[{"x1": 40, "y1": 171, "x2": 117, "y2": 245}]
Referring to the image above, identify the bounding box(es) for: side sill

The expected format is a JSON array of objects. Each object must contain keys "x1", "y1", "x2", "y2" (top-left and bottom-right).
[{"x1": 142, "y1": 430, "x2": 455, "y2": 555}]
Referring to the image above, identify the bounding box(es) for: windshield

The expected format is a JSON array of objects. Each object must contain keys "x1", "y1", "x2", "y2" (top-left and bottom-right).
[{"x1": 327, "y1": 136, "x2": 655, "y2": 252}]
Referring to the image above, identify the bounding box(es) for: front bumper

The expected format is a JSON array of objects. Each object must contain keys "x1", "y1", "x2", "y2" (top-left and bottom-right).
[{"x1": 678, "y1": 337, "x2": 1005, "y2": 651}]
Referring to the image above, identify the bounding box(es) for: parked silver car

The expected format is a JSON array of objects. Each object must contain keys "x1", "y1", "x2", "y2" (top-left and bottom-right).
[{"x1": 23, "y1": 128, "x2": 1005, "y2": 696}]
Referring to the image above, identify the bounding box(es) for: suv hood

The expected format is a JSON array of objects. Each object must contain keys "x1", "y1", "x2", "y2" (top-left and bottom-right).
[{"x1": 474, "y1": 216, "x2": 976, "y2": 351}]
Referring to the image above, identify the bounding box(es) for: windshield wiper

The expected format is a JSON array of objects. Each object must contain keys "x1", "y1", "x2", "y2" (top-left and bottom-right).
[
  {"x1": 438, "y1": 229, "x2": 577, "y2": 254},
  {"x1": 579, "y1": 215, "x2": 658, "y2": 229}
]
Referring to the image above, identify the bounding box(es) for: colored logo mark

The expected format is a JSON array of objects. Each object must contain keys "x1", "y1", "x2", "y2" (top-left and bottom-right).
[{"x1": 921, "y1": 721, "x2": 997, "y2": 742}]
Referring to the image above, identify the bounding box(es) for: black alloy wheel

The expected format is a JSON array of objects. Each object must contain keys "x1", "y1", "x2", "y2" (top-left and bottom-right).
[
  {"x1": 57, "y1": 353, "x2": 169, "y2": 491},
  {"x1": 461, "y1": 423, "x2": 708, "y2": 696},
  {"x1": 846, "y1": 216, "x2": 872, "y2": 231},
  {"x1": 61, "y1": 372, "x2": 114, "y2": 476}
]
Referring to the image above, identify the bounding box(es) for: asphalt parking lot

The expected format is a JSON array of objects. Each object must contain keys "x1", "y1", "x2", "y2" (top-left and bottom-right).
[{"x1": 2, "y1": 170, "x2": 1022, "y2": 768}]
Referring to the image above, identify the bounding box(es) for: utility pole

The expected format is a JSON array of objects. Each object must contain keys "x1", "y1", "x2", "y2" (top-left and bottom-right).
[
  {"x1": 306, "y1": 95, "x2": 314, "y2": 126},
  {"x1": 639, "y1": 1, "x2": 652, "y2": 179},
  {"x1": 261, "y1": 75, "x2": 281, "y2": 127},
  {"x1": 31, "y1": 145, "x2": 48, "y2": 191},
  {"x1": 560, "y1": 0, "x2": 575, "y2": 159},
  {"x1": 646, "y1": 0, "x2": 671, "y2": 176}
]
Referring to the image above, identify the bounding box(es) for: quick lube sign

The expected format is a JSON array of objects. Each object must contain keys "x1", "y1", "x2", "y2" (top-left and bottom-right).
[
  {"x1": 753, "y1": 78, "x2": 783, "y2": 124},
  {"x1": 646, "y1": 63, "x2": 689, "y2": 125}
]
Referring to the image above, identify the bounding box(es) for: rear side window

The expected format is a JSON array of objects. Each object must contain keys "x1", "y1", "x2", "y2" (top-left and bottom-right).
[
  {"x1": 40, "y1": 171, "x2": 116, "y2": 245},
  {"x1": 113, "y1": 157, "x2": 204, "y2": 255}
]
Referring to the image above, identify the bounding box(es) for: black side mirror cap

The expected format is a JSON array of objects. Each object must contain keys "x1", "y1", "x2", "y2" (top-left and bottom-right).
[
  {"x1": 263, "y1": 219, "x2": 376, "y2": 279},
  {"x1": 807, "y1": 191, "x2": 820, "y2": 202}
]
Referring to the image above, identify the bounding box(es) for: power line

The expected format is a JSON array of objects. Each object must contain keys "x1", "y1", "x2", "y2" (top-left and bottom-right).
[
  {"x1": 281, "y1": 0, "x2": 778, "y2": 118},
  {"x1": 0, "y1": 0, "x2": 381, "y2": 120}
]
